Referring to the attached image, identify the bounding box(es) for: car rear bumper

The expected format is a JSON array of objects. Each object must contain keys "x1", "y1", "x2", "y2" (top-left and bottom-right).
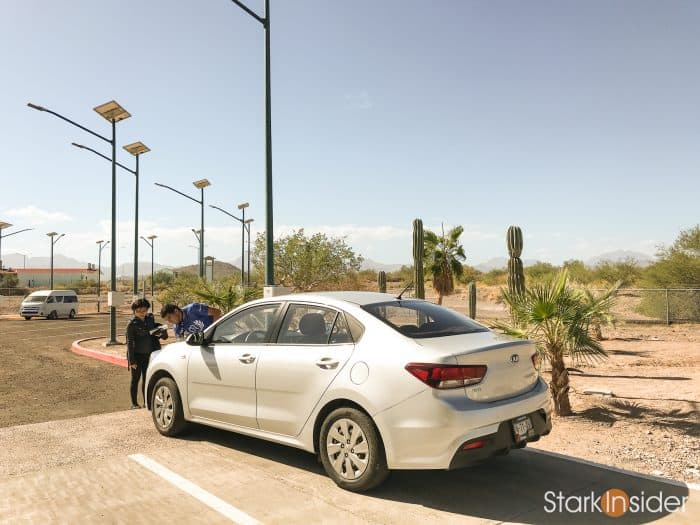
[
  {"x1": 448, "y1": 408, "x2": 551, "y2": 469},
  {"x1": 373, "y1": 377, "x2": 552, "y2": 469}
]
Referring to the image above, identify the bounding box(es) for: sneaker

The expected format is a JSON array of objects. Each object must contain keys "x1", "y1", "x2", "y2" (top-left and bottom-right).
[{"x1": 130, "y1": 404, "x2": 140, "y2": 410}]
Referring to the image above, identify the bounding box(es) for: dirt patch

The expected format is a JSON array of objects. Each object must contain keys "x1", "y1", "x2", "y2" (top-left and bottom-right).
[
  {"x1": 530, "y1": 323, "x2": 700, "y2": 485},
  {"x1": 0, "y1": 315, "x2": 134, "y2": 427}
]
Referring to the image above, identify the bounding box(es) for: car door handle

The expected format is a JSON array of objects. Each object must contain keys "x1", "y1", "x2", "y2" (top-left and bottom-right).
[
  {"x1": 239, "y1": 353, "x2": 256, "y2": 364},
  {"x1": 316, "y1": 357, "x2": 339, "y2": 370}
]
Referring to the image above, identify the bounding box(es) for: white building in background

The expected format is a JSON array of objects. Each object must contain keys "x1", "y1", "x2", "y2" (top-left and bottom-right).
[{"x1": 14, "y1": 266, "x2": 99, "y2": 288}]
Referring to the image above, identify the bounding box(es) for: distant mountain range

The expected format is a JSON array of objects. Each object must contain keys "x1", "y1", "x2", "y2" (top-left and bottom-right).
[{"x1": 2, "y1": 249, "x2": 656, "y2": 277}]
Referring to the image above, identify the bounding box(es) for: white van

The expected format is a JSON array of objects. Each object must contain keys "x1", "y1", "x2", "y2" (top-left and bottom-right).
[{"x1": 20, "y1": 290, "x2": 79, "y2": 320}]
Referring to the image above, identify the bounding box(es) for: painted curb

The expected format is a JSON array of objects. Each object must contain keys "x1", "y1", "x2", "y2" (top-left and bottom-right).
[{"x1": 71, "y1": 337, "x2": 128, "y2": 368}]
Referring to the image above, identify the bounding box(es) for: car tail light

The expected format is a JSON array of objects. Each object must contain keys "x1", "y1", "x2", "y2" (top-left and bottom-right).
[
  {"x1": 405, "y1": 363, "x2": 487, "y2": 389},
  {"x1": 531, "y1": 352, "x2": 541, "y2": 369},
  {"x1": 462, "y1": 439, "x2": 487, "y2": 450}
]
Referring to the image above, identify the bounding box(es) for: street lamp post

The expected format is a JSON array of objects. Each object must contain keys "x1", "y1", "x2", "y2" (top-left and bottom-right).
[
  {"x1": 155, "y1": 179, "x2": 211, "y2": 278},
  {"x1": 47, "y1": 232, "x2": 65, "y2": 289},
  {"x1": 96, "y1": 240, "x2": 110, "y2": 313},
  {"x1": 0, "y1": 222, "x2": 33, "y2": 270},
  {"x1": 71, "y1": 141, "x2": 149, "y2": 299},
  {"x1": 209, "y1": 204, "x2": 253, "y2": 286},
  {"x1": 245, "y1": 218, "x2": 254, "y2": 286},
  {"x1": 123, "y1": 142, "x2": 151, "y2": 298},
  {"x1": 237, "y1": 202, "x2": 249, "y2": 284},
  {"x1": 228, "y1": 0, "x2": 275, "y2": 287},
  {"x1": 140, "y1": 235, "x2": 157, "y2": 298},
  {"x1": 28, "y1": 100, "x2": 131, "y2": 345}
]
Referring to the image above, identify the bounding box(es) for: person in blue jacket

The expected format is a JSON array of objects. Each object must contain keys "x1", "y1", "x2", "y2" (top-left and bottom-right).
[{"x1": 160, "y1": 302, "x2": 222, "y2": 340}]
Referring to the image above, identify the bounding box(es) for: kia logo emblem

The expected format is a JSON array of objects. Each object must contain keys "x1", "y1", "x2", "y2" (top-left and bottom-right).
[{"x1": 509, "y1": 354, "x2": 519, "y2": 364}]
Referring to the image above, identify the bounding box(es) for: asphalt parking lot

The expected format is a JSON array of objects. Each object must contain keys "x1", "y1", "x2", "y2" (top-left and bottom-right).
[
  {"x1": 0, "y1": 314, "x2": 133, "y2": 427},
  {"x1": 0, "y1": 410, "x2": 697, "y2": 524}
]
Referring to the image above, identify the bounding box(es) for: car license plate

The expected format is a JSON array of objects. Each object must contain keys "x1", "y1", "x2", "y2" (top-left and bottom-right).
[{"x1": 512, "y1": 415, "x2": 533, "y2": 441}]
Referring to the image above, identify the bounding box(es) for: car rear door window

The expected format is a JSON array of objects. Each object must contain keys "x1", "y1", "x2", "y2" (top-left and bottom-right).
[{"x1": 276, "y1": 304, "x2": 339, "y2": 345}]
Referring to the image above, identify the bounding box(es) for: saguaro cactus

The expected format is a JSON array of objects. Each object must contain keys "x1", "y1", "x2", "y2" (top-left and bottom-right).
[
  {"x1": 413, "y1": 219, "x2": 425, "y2": 299},
  {"x1": 378, "y1": 271, "x2": 387, "y2": 293},
  {"x1": 467, "y1": 281, "x2": 477, "y2": 319},
  {"x1": 507, "y1": 225, "x2": 526, "y2": 296}
]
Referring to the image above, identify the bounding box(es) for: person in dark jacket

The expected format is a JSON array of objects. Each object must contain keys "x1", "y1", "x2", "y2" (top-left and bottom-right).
[{"x1": 126, "y1": 298, "x2": 168, "y2": 409}]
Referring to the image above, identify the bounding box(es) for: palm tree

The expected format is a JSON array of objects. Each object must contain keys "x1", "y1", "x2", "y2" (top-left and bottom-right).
[
  {"x1": 494, "y1": 271, "x2": 618, "y2": 416},
  {"x1": 424, "y1": 224, "x2": 466, "y2": 305},
  {"x1": 194, "y1": 281, "x2": 261, "y2": 313},
  {"x1": 582, "y1": 285, "x2": 619, "y2": 340}
]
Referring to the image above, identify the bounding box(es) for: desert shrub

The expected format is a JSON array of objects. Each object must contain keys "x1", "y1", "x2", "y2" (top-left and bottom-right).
[
  {"x1": 251, "y1": 229, "x2": 362, "y2": 292},
  {"x1": 562, "y1": 259, "x2": 594, "y2": 284},
  {"x1": 458, "y1": 264, "x2": 482, "y2": 284},
  {"x1": 638, "y1": 225, "x2": 700, "y2": 321},
  {"x1": 480, "y1": 268, "x2": 507, "y2": 286},
  {"x1": 386, "y1": 265, "x2": 413, "y2": 284},
  {"x1": 525, "y1": 261, "x2": 559, "y2": 283},
  {"x1": 591, "y1": 258, "x2": 642, "y2": 287}
]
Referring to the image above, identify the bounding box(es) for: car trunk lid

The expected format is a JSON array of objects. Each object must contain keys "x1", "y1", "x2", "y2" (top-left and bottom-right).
[{"x1": 415, "y1": 331, "x2": 539, "y2": 402}]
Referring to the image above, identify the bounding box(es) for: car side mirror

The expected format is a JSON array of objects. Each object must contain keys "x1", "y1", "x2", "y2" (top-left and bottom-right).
[{"x1": 185, "y1": 332, "x2": 205, "y2": 346}]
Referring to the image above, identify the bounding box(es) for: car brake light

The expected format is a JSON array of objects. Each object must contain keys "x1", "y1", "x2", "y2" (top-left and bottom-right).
[
  {"x1": 531, "y1": 353, "x2": 541, "y2": 369},
  {"x1": 405, "y1": 363, "x2": 487, "y2": 389},
  {"x1": 462, "y1": 439, "x2": 487, "y2": 450}
]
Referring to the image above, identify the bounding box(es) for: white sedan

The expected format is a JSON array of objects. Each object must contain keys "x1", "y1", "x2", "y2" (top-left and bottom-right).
[{"x1": 145, "y1": 291, "x2": 552, "y2": 492}]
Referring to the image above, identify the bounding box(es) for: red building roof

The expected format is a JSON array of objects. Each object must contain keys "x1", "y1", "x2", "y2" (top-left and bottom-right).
[{"x1": 15, "y1": 268, "x2": 97, "y2": 274}]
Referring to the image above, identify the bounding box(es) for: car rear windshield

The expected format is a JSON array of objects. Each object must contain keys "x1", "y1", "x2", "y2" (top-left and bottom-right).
[{"x1": 361, "y1": 300, "x2": 488, "y2": 338}]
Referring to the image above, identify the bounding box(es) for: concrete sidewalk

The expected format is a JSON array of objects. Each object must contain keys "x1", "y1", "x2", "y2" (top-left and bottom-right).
[{"x1": 1, "y1": 411, "x2": 697, "y2": 524}]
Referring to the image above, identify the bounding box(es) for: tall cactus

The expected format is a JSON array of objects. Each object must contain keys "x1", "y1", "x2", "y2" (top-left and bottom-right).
[
  {"x1": 412, "y1": 219, "x2": 425, "y2": 299},
  {"x1": 507, "y1": 225, "x2": 526, "y2": 296},
  {"x1": 467, "y1": 281, "x2": 477, "y2": 319},
  {"x1": 378, "y1": 271, "x2": 387, "y2": 293}
]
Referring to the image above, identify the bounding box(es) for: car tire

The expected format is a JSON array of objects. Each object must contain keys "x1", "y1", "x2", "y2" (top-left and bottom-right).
[
  {"x1": 23, "y1": 316, "x2": 31, "y2": 321},
  {"x1": 69, "y1": 309, "x2": 76, "y2": 319},
  {"x1": 319, "y1": 407, "x2": 389, "y2": 492},
  {"x1": 151, "y1": 377, "x2": 189, "y2": 437},
  {"x1": 48, "y1": 311, "x2": 58, "y2": 320}
]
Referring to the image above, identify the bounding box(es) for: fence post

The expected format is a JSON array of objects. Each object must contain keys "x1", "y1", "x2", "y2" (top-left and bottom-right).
[{"x1": 665, "y1": 288, "x2": 670, "y2": 325}]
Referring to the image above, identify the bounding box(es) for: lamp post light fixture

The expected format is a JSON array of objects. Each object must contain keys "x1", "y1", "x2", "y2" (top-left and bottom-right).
[
  {"x1": 228, "y1": 0, "x2": 275, "y2": 288},
  {"x1": 245, "y1": 218, "x2": 254, "y2": 286},
  {"x1": 140, "y1": 235, "x2": 157, "y2": 299},
  {"x1": 237, "y1": 202, "x2": 249, "y2": 285},
  {"x1": 28, "y1": 99, "x2": 130, "y2": 344},
  {"x1": 0, "y1": 222, "x2": 34, "y2": 270},
  {"x1": 96, "y1": 240, "x2": 110, "y2": 312},
  {"x1": 47, "y1": 232, "x2": 65, "y2": 289},
  {"x1": 155, "y1": 179, "x2": 211, "y2": 278}
]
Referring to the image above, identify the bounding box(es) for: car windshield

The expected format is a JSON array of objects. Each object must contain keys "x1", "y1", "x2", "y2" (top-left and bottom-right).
[
  {"x1": 26, "y1": 295, "x2": 48, "y2": 302},
  {"x1": 362, "y1": 300, "x2": 488, "y2": 339}
]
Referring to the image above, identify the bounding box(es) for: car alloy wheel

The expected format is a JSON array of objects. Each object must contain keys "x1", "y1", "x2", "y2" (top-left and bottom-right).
[
  {"x1": 319, "y1": 407, "x2": 389, "y2": 492},
  {"x1": 326, "y1": 418, "x2": 370, "y2": 480},
  {"x1": 69, "y1": 309, "x2": 76, "y2": 319},
  {"x1": 153, "y1": 385, "x2": 174, "y2": 430},
  {"x1": 150, "y1": 377, "x2": 188, "y2": 436}
]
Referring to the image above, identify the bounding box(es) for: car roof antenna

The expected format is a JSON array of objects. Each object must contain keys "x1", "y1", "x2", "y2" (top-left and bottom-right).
[{"x1": 396, "y1": 282, "x2": 414, "y2": 300}]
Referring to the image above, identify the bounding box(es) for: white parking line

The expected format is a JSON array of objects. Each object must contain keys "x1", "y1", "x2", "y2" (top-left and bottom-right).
[
  {"x1": 524, "y1": 448, "x2": 700, "y2": 492},
  {"x1": 129, "y1": 453, "x2": 261, "y2": 525}
]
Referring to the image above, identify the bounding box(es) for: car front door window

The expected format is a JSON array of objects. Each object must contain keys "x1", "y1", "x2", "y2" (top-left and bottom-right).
[{"x1": 211, "y1": 304, "x2": 281, "y2": 344}]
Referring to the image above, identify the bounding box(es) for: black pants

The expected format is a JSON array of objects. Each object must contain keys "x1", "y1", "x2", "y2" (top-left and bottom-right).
[{"x1": 130, "y1": 353, "x2": 151, "y2": 406}]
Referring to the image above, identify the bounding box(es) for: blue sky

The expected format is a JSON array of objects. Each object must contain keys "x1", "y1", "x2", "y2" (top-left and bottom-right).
[{"x1": 1, "y1": 0, "x2": 698, "y2": 270}]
